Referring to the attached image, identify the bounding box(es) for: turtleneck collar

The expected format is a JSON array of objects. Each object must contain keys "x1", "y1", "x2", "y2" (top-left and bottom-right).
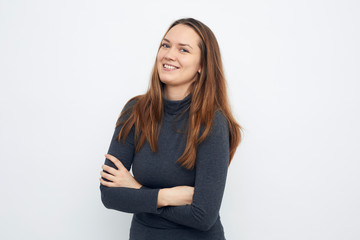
[{"x1": 163, "y1": 93, "x2": 191, "y2": 115}]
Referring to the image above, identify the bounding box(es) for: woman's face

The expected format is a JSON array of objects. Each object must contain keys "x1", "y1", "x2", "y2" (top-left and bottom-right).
[{"x1": 157, "y1": 24, "x2": 202, "y2": 93}]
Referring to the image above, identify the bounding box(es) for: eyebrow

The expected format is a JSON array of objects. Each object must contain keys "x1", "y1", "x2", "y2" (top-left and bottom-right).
[{"x1": 163, "y1": 38, "x2": 193, "y2": 49}]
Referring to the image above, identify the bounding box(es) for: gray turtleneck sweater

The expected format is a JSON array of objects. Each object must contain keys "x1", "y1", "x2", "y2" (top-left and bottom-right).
[{"x1": 100, "y1": 94, "x2": 230, "y2": 240}]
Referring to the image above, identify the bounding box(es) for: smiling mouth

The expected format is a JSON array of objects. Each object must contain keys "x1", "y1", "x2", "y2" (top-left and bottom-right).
[{"x1": 163, "y1": 64, "x2": 179, "y2": 70}]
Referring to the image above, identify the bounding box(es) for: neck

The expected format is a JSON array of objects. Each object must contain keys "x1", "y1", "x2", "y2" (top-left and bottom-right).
[
  {"x1": 163, "y1": 91, "x2": 192, "y2": 115},
  {"x1": 163, "y1": 85, "x2": 191, "y2": 101}
]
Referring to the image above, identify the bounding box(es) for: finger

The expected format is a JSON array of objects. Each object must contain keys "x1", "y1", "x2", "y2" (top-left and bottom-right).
[
  {"x1": 102, "y1": 164, "x2": 118, "y2": 176},
  {"x1": 99, "y1": 177, "x2": 115, "y2": 187},
  {"x1": 100, "y1": 171, "x2": 116, "y2": 182},
  {"x1": 105, "y1": 154, "x2": 126, "y2": 171}
]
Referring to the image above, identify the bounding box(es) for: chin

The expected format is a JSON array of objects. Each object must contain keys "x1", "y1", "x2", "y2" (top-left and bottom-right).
[
  {"x1": 159, "y1": 74, "x2": 175, "y2": 84},
  {"x1": 159, "y1": 78, "x2": 174, "y2": 85}
]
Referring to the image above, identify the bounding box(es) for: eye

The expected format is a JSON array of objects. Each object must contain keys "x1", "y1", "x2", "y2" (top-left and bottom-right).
[
  {"x1": 161, "y1": 43, "x2": 170, "y2": 48},
  {"x1": 180, "y1": 48, "x2": 189, "y2": 53}
]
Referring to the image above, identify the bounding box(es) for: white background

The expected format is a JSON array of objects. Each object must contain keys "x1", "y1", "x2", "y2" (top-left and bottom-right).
[{"x1": 1, "y1": 0, "x2": 359, "y2": 239}]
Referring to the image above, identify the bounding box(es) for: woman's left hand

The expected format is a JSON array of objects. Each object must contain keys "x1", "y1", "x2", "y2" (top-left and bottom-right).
[{"x1": 99, "y1": 154, "x2": 143, "y2": 189}]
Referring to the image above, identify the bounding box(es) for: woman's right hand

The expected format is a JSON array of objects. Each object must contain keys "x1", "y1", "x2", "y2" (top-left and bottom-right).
[{"x1": 157, "y1": 186, "x2": 194, "y2": 208}]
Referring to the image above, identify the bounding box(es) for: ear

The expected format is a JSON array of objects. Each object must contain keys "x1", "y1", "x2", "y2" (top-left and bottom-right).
[{"x1": 198, "y1": 68, "x2": 201, "y2": 74}]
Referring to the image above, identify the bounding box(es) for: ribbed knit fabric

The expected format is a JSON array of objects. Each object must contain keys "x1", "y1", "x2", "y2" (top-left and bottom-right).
[{"x1": 100, "y1": 93, "x2": 230, "y2": 240}]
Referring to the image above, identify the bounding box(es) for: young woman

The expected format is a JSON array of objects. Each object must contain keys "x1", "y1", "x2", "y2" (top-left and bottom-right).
[{"x1": 99, "y1": 18, "x2": 242, "y2": 240}]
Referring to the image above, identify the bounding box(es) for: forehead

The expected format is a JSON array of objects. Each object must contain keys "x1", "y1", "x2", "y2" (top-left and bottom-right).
[{"x1": 164, "y1": 24, "x2": 201, "y2": 46}]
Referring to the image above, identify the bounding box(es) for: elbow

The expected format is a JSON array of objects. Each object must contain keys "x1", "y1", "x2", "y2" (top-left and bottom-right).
[
  {"x1": 191, "y1": 208, "x2": 218, "y2": 231},
  {"x1": 194, "y1": 220, "x2": 216, "y2": 232},
  {"x1": 101, "y1": 194, "x2": 111, "y2": 209},
  {"x1": 100, "y1": 184, "x2": 113, "y2": 210}
]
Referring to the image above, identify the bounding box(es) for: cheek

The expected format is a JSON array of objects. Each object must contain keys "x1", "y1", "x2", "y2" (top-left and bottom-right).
[
  {"x1": 182, "y1": 54, "x2": 199, "y2": 64},
  {"x1": 156, "y1": 54, "x2": 163, "y2": 70},
  {"x1": 193, "y1": 58, "x2": 201, "y2": 71},
  {"x1": 157, "y1": 49, "x2": 165, "y2": 61},
  {"x1": 183, "y1": 57, "x2": 200, "y2": 71}
]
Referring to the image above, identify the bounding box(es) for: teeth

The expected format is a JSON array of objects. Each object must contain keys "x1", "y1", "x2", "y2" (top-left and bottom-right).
[{"x1": 164, "y1": 64, "x2": 176, "y2": 69}]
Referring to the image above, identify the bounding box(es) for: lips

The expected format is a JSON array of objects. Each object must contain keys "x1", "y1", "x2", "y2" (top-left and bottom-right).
[{"x1": 163, "y1": 63, "x2": 179, "y2": 71}]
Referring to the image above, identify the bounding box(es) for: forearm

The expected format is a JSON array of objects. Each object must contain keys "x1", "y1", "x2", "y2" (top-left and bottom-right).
[
  {"x1": 157, "y1": 182, "x2": 226, "y2": 231},
  {"x1": 157, "y1": 188, "x2": 169, "y2": 208},
  {"x1": 147, "y1": 180, "x2": 225, "y2": 231},
  {"x1": 100, "y1": 184, "x2": 161, "y2": 214},
  {"x1": 141, "y1": 186, "x2": 194, "y2": 208},
  {"x1": 158, "y1": 205, "x2": 215, "y2": 231}
]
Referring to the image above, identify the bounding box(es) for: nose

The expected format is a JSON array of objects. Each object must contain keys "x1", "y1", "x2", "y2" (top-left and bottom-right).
[{"x1": 164, "y1": 46, "x2": 177, "y2": 61}]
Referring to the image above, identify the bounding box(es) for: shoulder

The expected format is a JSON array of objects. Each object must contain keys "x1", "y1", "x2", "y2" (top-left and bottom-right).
[
  {"x1": 197, "y1": 110, "x2": 230, "y2": 158},
  {"x1": 117, "y1": 96, "x2": 140, "y2": 124},
  {"x1": 211, "y1": 110, "x2": 229, "y2": 134},
  {"x1": 121, "y1": 96, "x2": 140, "y2": 113},
  {"x1": 199, "y1": 110, "x2": 229, "y2": 138},
  {"x1": 213, "y1": 110, "x2": 228, "y2": 125},
  {"x1": 199, "y1": 110, "x2": 229, "y2": 145}
]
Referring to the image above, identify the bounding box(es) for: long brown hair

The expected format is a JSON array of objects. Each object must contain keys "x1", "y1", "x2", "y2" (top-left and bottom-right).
[{"x1": 116, "y1": 18, "x2": 242, "y2": 170}]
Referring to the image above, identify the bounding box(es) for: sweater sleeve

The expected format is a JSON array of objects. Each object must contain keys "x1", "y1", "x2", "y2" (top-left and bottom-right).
[
  {"x1": 100, "y1": 99, "x2": 160, "y2": 214},
  {"x1": 155, "y1": 111, "x2": 230, "y2": 231}
]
